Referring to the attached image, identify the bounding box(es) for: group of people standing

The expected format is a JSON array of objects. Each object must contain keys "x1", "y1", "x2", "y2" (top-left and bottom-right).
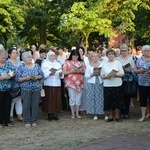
[{"x1": 0, "y1": 43, "x2": 150, "y2": 128}]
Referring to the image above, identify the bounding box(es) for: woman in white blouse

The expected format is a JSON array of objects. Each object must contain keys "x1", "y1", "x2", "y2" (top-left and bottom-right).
[
  {"x1": 85, "y1": 52, "x2": 104, "y2": 120},
  {"x1": 101, "y1": 49, "x2": 124, "y2": 122},
  {"x1": 41, "y1": 51, "x2": 62, "y2": 121}
]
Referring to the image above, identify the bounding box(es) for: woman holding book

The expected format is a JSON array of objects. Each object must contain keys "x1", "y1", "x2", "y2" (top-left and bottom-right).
[
  {"x1": 116, "y1": 44, "x2": 135, "y2": 119},
  {"x1": 101, "y1": 49, "x2": 124, "y2": 122},
  {"x1": 41, "y1": 51, "x2": 62, "y2": 121},
  {"x1": 134, "y1": 45, "x2": 150, "y2": 121},
  {"x1": 63, "y1": 49, "x2": 86, "y2": 119},
  {"x1": 85, "y1": 52, "x2": 104, "y2": 120},
  {"x1": 16, "y1": 51, "x2": 44, "y2": 127},
  {"x1": 0, "y1": 49, "x2": 15, "y2": 128}
]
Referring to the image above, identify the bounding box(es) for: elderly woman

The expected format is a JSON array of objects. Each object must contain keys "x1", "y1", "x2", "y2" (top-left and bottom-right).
[
  {"x1": 134, "y1": 45, "x2": 150, "y2": 121},
  {"x1": 41, "y1": 51, "x2": 62, "y2": 121},
  {"x1": 85, "y1": 52, "x2": 104, "y2": 120},
  {"x1": 8, "y1": 47, "x2": 23, "y2": 122},
  {"x1": 63, "y1": 49, "x2": 86, "y2": 119},
  {"x1": 116, "y1": 44, "x2": 135, "y2": 119},
  {"x1": 101, "y1": 50, "x2": 124, "y2": 122},
  {"x1": 16, "y1": 51, "x2": 44, "y2": 127},
  {"x1": 0, "y1": 50, "x2": 15, "y2": 127}
]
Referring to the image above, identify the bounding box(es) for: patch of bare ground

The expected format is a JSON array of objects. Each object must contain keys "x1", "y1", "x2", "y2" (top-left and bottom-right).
[{"x1": 0, "y1": 101, "x2": 150, "y2": 150}]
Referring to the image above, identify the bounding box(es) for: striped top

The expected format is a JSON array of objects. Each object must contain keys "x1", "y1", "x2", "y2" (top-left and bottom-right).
[{"x1": 136, "y1": 57, "x2": 150, "y2": 86}]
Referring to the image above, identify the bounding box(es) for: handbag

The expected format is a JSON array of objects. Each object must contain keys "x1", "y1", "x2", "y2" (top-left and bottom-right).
[
  {"x1": 9, "y1": 87, "x2": 21, "y2": 99},
  {"x1": 122, "y1": 73, "x2": 137, "y2": 97},
  {"x1": 41, "y1": 88, "x2": 45, "y2": 97}
]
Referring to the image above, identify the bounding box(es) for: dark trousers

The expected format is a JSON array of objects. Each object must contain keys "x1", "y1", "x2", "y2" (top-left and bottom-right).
[
  {"x1": 61, "y1": 79, "x2": 69, "y2": 110},
  {"x1": 0, "y1": 91, "x2": 12, "y2": 124},
  {"x1": 120, "y1": 96, "x2": 130, "y2": 116}
]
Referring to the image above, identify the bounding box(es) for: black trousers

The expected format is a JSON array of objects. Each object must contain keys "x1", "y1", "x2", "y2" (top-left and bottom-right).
[{"x1": 0, "y1": 91, "x2": 12, "y2": 125}]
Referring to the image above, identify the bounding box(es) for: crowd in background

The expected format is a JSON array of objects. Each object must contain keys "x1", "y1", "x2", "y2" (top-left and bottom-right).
[{"x1": 0, "y1": 42, "x2": 150, "y2": 128}]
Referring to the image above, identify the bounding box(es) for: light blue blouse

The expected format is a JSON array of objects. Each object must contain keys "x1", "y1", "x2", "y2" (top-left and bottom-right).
[
  {"x1": 16, "y1": 63, "x2": 44, "y2": 91},
  {"x1": 0, "y1": 61, "x2": 15, "y2": 91}
]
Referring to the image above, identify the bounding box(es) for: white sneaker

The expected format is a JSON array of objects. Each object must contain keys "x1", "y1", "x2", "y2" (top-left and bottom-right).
[
  {"x1": 146, "y1": 114, "x2": 150, "y2": 118},
  {"x1": 105, "y1": 116, "x2": 109, "y2": 121},
  {"x1": 93, "y1": 116, "x2": 98, "y2": 120}
]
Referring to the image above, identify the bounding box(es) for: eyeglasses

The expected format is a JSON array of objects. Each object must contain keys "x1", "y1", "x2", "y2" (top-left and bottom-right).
[{"x1": 121, "y1": 50, "x2": 128, "y2": 52}]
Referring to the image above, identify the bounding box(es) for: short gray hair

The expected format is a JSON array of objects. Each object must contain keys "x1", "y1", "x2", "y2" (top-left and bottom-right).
[
  {"x1": 22, "y1": 51, "x2": 32, "y2": 60},
  {"x1": 142, "y1": 45, "x2": 150, "y2": 52},
  {"x1": 0, "y1": 50, "x2": 8, "y2": 57}
]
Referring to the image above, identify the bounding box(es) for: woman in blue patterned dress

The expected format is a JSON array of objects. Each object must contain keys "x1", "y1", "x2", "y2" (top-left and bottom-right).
[
  {"x1": 85, "y1": 52, "x2": 104, "y2": 120},
  {"x1": 0, "y1": 50, "x2": 15, "y2": 128},
  {"x1": 16, "y1": 51, "x2": 44, "y2": 127}
]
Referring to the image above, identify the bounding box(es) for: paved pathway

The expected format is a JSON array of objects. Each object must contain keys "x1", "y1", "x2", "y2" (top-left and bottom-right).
[{"x1": 67, "y1": 135, "x2": 150, "y2": 150}]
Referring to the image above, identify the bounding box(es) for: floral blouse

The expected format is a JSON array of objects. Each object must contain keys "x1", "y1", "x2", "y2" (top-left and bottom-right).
[
  {"x1": 63, "y1": 60, "x2": 86, "y2": 92},
  {"x1": 16, "y1": 63, "x2": 44, "y2": 91},
  {"x1": 0, "y1": 61, "x2": 15, "y2": 91}
]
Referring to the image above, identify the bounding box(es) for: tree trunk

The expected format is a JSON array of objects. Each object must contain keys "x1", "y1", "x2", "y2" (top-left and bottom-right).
[{"x1": 39, "y1": 21, "x2": 47, "y2": 45}]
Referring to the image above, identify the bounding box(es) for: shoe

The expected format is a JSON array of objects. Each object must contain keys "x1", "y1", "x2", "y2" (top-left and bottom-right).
[
  {"x1": 10, "y1": 117, "x2": 14, "y2": 122},
  {"x1": 0, "y1": 124, "x2": 3, "y2": 129},
  {"x1": 138, "y1": 117, "x2": 145, "y2": 122},
  {"x1": 32, "y1": 123, "x2": 37, "y2": 127},
  {"x1": 17, "y1": 114, "x2": 23, "y2": 122},
  {"x1": 71, "y1": 116, "x2": 75, "y2": 119},
  {"x1": 146, "y1": 114, "x2": 150, "y2": 118},
  {"x1": 93, "y1": 116, "x2": 98, "y2": 120},
  {"x1": 115, "y1": 118, "x2": 122, "y2": 122},
  {"x1": 48, "y1": 114, "x2": 53, "y2": 121},
  {"x1": 25, "y1": 124, "x2": 31, "y2": 128},
  {"x1": 105, "y1": 116, "x2": 109, "y2": 121},
  {"x1": 76, "y1": 115, "x2": 82, "y2": 119},
  {"x1": 5, "y1": 123, "x2": 12, "y2": 127},
  {"x1": 121, "y1": 115, "x2": 125, "y2": 119},
  {"x1": 106, "y1": 118, "x2": 113, "y2": 122},
  {"x1": 124, "y1": 115, "x2": 130, "y2": 119},
  {"x1": 53, "y1": 116, "x2": 59, "y2": 120}
]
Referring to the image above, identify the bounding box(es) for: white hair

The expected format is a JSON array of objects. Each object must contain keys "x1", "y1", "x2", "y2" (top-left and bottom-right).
[
  {"x1": 0, "y1": 44, "x2": 5, "y2": 50},
  {"x1": 142, "y1": 45, "x2": 150, "y2": 52}
]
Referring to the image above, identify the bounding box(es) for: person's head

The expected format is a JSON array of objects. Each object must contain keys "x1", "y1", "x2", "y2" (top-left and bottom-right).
[
  {"x1": 0, "y1": 50, "x2": 8, "y2": 64},
  {"x1": 142, "y1": 45, "x2": 150, "y2": 57},
  {"x1": 68, "y1": 49, "x2": 82, "y2": 61},
  {"x1": 21, "y1": 51, "x2": 33, "y2": 64},
  {"x1": 77, "y1": 47, "x2": 85, "y2": 57},
  {"x1": 0, "y1": 44, "x2": 5, "y2": 51},
  {"x1": 8, "y1": 47, "x2": 18, "y2": 59},
  {"x1": 106, "y1": 49, "x2": 116, "y2": 61},
  {"x1": 120, "y1": 44, "x2": 129, "y2": 57},
  {"x1": 91, "y1": 52, "x2": 99, "y2": 62},
  {"x1": 39, "y1": 49, "x2": 46, "y2": 59},
  {"x1": 31, "y1": 45, "x2": 36, "y2": 52},
  {"x1": 97, "y1": 47, "x2": 103, "y2": 59},
  {"x1": 39, "y1": 44, "x2": 46, "y2": 50},
  {"x1": 46, "y1": 51, "x2": 56, "y2": 62},
  {"x1": 57, "y1": 47, "x2": 63, "y2": 55},
  {"x1": 135, "y1": 46, "x2": 142, "y2": 56}
]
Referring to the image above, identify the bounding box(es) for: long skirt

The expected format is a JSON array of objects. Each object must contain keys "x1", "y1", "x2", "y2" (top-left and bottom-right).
[
  {"x1": 42, "y1": 86, "x2": 62, "y2": 114},
  {"x1": 86, "y1": 79, "x2": 104, "y2": 115},
  {"x1": 104, "y1": 86, "x2": 124, "y2": 111}
]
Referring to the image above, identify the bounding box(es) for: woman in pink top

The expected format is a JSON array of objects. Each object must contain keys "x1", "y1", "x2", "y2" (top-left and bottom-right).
[{"x1": 63, "y1": 49, "x2": 86, "y2": 119}]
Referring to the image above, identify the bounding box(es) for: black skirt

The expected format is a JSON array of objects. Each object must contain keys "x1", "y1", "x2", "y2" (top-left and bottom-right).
[{"x1": 104, "y1": 86, "x2": 124, "y2": 111}]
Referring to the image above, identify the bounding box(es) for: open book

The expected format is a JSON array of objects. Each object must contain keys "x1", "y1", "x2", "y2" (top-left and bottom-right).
[
  {"x1": 123, "y1": 63, "x2": 131, "y2": 69},
  {"x1": 107, "y1": 69, "x2": 118, "y2": 76},
  {"x1": 93, "y1": 67, "x2": 102, "y2": 73},
  {"x1": 49, "y1": 68, "x2": 61, "y2": 73},
  {"x1": 72, "y1": 64, "x2": 82, "y2": 70},
  {"x1": 1, "y1": 70, "x2": 14, "y2": 78}
]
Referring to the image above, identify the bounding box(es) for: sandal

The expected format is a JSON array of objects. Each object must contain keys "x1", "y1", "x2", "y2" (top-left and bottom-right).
[{"x1": 5, "y1": 123, "x2": 12, "y2": 127}]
